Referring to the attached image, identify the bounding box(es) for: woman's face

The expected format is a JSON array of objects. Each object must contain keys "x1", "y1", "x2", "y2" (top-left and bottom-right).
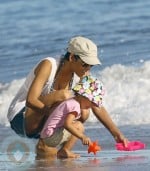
[{"x1": 72, "y1": 55, "x2": 92, "y2": 77}]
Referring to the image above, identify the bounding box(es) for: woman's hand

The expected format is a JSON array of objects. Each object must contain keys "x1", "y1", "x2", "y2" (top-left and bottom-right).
[{"x1": 114, "y1": 134, "x2": 129, "y2": 147}]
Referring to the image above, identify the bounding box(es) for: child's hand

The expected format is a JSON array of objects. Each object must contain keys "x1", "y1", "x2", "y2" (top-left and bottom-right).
[{"x1": 81, "y1": 135, "x2": 92, "y2": 145}]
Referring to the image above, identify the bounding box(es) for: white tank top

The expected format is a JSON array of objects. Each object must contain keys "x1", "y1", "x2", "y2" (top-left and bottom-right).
[
  {"x1": 7, "y1": 57, "x2": 57, "y2": 122},
  {"x1": 7, "y1": 57, "x2": 80, "y2": 122}
]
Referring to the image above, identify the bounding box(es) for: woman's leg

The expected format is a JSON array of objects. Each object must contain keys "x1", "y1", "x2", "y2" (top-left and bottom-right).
[
  {"x1": 36, "y1": 138, "x2": 58, "y2": 159},
  {"x1": 25, "y1": 90, "x2": 72, "y2": 135},
  {"x1": 40, "y1": 89, "x2": 72, "y2": 106},
  {"x1": 79, "y1": 109, "x2": 90, "y2": 123},
  {"x1": 57, "y1": 121, "x2": 84, "y2": 158}
]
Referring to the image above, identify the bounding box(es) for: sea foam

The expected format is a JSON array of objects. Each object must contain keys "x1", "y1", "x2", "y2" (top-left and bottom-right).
[{"x1": 0, "y1": 61, "x2": 150, "y2": 126}]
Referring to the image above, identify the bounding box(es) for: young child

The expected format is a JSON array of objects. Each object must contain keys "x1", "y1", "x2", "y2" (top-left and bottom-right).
[{"x1": 37, "y1": 75, "x2": 105, "y2": 158}]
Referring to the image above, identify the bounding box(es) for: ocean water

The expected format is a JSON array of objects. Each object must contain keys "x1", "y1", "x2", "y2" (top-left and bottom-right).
[
  {"x1": 0, "y1": 0, "x2": 150, "y2": 127},
  {"x1": 0, "y1": 1, "x2": 150, "y2": 170}
]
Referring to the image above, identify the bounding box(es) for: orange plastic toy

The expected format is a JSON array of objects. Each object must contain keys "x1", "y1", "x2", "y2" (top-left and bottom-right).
[{"x1": 88, "y1": 141, "x2": 101, "y2": 155}]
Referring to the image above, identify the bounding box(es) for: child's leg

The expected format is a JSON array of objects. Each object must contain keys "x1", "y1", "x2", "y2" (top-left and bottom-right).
[{"x1": 57, "y1": 121, "x2": 84, "y2": 158}]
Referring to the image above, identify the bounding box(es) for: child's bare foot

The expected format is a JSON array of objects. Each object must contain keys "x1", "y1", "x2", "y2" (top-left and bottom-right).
[{"x1": 57, "y1": 148, "x2": 80, "y2": 159}]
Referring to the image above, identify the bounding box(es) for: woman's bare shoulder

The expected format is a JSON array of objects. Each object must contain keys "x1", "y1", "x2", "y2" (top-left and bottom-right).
[{"x1": 34, "y1": 58, "x2": 52, "y2": 75}]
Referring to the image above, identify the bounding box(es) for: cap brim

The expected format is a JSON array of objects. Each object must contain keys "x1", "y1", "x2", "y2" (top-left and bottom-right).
[{"x1": 80, "y1": 56, "x2": 101, "y2": 65}]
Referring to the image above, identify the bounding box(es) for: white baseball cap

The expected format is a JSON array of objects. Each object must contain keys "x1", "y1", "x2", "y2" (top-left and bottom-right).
[{"x1": 67, "y1": 36, "x2": 101, "y2": 65}]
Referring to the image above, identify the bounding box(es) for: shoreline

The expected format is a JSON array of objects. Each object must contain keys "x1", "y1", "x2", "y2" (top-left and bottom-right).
[{"x1": 0, "y1": 149, "x2": 150, "y2": 171}]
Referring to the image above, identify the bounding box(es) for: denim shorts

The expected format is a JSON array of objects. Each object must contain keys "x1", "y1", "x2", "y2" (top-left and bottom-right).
[{"x1": 10, "y1": 107, "x2": 40, "y2": 139}]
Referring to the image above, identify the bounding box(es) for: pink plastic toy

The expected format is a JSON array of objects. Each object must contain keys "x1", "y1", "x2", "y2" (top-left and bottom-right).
[{"x1": 116, "y1": 141, "x2": 146, "y2": 151}]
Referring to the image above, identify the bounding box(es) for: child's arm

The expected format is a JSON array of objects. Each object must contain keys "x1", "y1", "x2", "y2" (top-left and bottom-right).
[{"x1": 64, "y1": 112, "x2": 92, "y2": 145}]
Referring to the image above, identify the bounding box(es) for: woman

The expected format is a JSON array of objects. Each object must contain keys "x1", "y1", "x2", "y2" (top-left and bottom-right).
[
  {"x1": 7, "y1": 36, "x2": 101, "y2": 138},
  {"x1": 7, "y1": 36, "x2": 128, "y2": 151}
]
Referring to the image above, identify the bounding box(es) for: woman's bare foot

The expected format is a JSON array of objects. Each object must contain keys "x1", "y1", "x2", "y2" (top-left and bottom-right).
[
  {"x1": 36, "y1": 139, "x2": 58, "y2": 159},
  {"x1": 57, "y1": 148, "x2": 80, "y2": 159}
]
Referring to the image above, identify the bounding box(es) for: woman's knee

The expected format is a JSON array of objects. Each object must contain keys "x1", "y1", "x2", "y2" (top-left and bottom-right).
[
  {"x1": 60, "y1": 90, "x2": 72, "y2": 100},
  {"x1": 79, "y1": 109, "x2": 90, "y2": 123},
  {"x1": 40, "y1": 90, "x2": 72, "y2": 106}
]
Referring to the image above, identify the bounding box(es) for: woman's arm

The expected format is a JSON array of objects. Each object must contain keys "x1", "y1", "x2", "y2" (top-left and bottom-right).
[
  {"x1": 92, "y1": 105, "x2": 128, "y2": 146},
  {"x1": 26, "y1": 59, "x2": 52, "y2": 114}
]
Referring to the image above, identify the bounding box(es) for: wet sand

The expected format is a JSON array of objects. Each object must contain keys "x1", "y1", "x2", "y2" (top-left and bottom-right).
[{"x1": 0, "y1": 124, "x2": 150, "y2": 171}]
